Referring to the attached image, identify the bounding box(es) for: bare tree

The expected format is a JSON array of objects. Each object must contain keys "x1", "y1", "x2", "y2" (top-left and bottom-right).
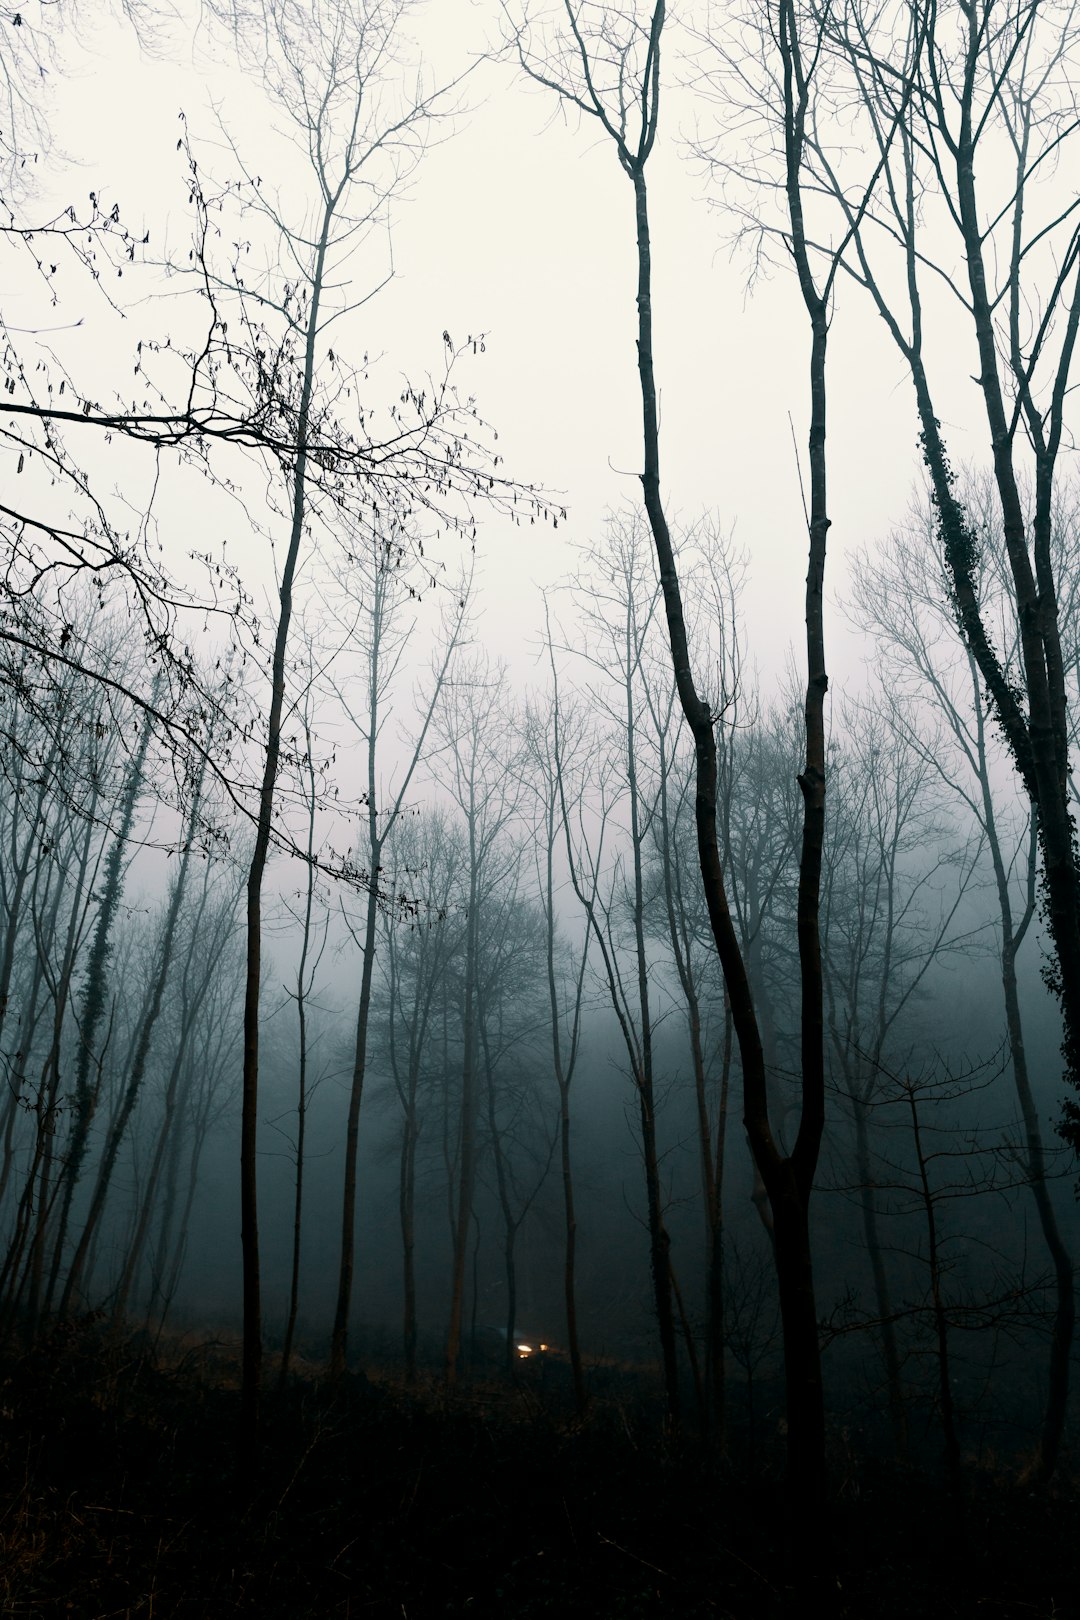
[
  {"x1": 522, "y1": 671, "x2": 592, "y2": 1414},
  {"x1": 431, "y1": 654, "x2": 524, "y2": 1386},
  {"x1": 476, "y1": 886, "x2": 556, "y2": 1375},
  {"x1": 852, "y1": 494, "x2": 1076, "y2": 1480},
  {"x1": 0, "y1": 676, "x2": 129, "y2": 1330},
  {"x1": 273, "y1": 685, "x2": 332, "y2": 1386},
  {"x1": 147, "y1": 920, "x2": 244, "y2": 1340},
  {"x1": 190, "y1": 0, "x2": 534, "y2": 1437},
  {"x1": 819, "y1": 690, "x2": 983, "y2": 1453},
  {"x1": 328, "y1": 558, "x2": 471, "y2": 1380},
  {"x1": 57, "y1": 754, "x2": 206, "y2": 1315},
  {"x1": 112, "y1": 858, "x2": 244, "y2": 1328},
  {"x1": 47, "y1": 683, "x2": 158, "y2": 1311},
  {"x1": 550, "y1": 513, "x2": 683, "y2": 1426},
  {"x1": 846, "y1": 1052, "x2": 1044, "y2": 1495},
  {"x1": 637, "y1": 532, "x2": 751, "y2": 1440},
  {"x1": 379, "y1": 807, "x2": 462, "y2": 1381},
  {"x1": 508, "y1": 0, "x2": 845, "y2": 1494},
  {"x1": 804, "y1": 0, "x2": 1080, "y2": 1165},
  {"x1": 0, "y1": 0, "x2": 556, "y2": 1456}
]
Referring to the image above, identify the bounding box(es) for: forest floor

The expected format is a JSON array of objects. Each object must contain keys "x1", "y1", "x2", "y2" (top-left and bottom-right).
[{"x1": 0, "y1": 1319, "x2": 1075, "y2": 1618}]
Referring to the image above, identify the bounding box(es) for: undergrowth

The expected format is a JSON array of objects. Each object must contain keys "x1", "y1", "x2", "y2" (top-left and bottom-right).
[{"x1": 0, "y1": 1318, "x2": 1073, "y2": 1618}]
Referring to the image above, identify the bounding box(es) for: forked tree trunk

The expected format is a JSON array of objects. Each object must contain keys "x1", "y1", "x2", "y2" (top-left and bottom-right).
[
  {"x1": 516, "y1": 0, "x2": 832, "y2": 1497},
  {"x1": 240, "y1": 202, "x2": 334, "y2": 1452},
  {"x1": 631, "y1": 128, "x2": 828, "y2": 1490}
]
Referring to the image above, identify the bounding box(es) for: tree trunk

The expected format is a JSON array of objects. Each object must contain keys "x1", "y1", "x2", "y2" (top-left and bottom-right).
[
  {"x1": 968, "y1": 664, "x2": 1075, "y2": 1480},
  {"x1": 853, "y1": 1094, "x2": 907, "y2": 1455},
  {"x1": 907, "y1": 1082, "x2": 962, "y2": 1494},
  {"x1": 61, "y1": 785, "x2": 200, "y2": 1315},
  {"x1": 631, "y1": 113, "x2": 828, "y2": 1487},
  {"x1": 329, "y1": 878, "x2": 379, "y2": 1381},
  {"x1": 112, "y1": 878, "x2": 216, "y2": 1329},
  {"x1": 240, "y1": 209, "x2": 336, "y2": 1456},
  {"x1": 49, "y1": 694, "x2": 155, "y2": 1311},
  {"x1": 445, "y1": 908, "x2": 478, "y2": 1387},
  {"x1": 2, "y1": 812, "x2": 97, "y2": 1330}
]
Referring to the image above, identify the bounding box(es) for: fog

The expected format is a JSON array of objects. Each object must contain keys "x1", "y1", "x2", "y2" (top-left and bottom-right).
[{"x1": 2, "y1": 2, "x2": 1080, "y2": 1610}]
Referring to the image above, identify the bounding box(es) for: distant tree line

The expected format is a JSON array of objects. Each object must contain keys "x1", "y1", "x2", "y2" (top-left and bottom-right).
[{"x1": 0, "y1": 0, "x2": 1077, "y2": 1534}]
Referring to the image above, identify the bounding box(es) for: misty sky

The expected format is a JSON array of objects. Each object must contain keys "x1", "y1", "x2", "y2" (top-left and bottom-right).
[
  {"x1": 5, "y1": 1, "x2": 1079, "y2": 1473},
  {"x1": 21, "y1": 0, "x2": 965, "y2": 696}
]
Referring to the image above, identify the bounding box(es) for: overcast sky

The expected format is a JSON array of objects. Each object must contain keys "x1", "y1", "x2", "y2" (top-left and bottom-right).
[{"x1": 16, "y1": 0, "x2": 1004, "y2": 710}]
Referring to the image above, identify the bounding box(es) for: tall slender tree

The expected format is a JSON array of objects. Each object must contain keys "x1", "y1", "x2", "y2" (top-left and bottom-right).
[
  {"x1": 328, "y1": 559, "x2": 471, "y2": 1380},
  {"x1": 433, "y1": 655, "x2": 524, "y2": 1386},
  {"x1": 852, "y1": 497, "x2": 1077, "y2": 1479},
  {"x1": 48, "y1": 684, "x2": 158, "y2": 1311},
  {"x1": 508, "y1": 0, "x2": 847, "y2": 1494},
  {"x1": 807, "y1": 0, "x2": 1080, "y2": 1162},
  {"x1": 523, "y1": 670, "x2": 592, "y2": 1414}
]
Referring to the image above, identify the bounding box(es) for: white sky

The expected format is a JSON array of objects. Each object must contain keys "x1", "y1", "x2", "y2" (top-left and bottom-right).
[{"x1": 18, "y1": 0, "x2": 1008, "y2": 718}]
